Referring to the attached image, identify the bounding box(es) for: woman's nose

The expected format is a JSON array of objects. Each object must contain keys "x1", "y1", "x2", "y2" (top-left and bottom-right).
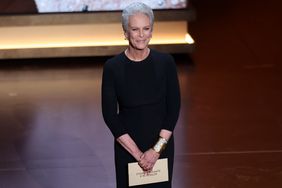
[{"x1": 139, "y1": 30, "x2": 144, "y2": 37}]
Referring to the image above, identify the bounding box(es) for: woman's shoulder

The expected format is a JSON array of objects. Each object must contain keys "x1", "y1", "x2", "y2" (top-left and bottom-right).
[
  {"x1": 150, "y1": 49, "x2": 172, "y2": 59},
  {"x1": 150, "y1": 49, "x2": 175, "y2": 67},
  {"x1": 106, "y1": 52, "x2": 124, "y2": 64},
  {"x1": 104, "y1": 52, "x2": 125, "y2": 70}
]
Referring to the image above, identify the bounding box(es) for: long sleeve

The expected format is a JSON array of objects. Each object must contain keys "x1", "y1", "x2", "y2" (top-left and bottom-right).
[
  {"x1": 101, "y1": 62, "x2": 127, "y2": 139},
  {"x1": 161, "y1": 55, "x2": 181, "y2": 131}
]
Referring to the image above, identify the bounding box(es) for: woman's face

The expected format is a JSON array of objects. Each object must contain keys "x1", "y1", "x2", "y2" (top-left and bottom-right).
[{"x1": 125, "y1": 13, "x2": 152, "y2": 50}]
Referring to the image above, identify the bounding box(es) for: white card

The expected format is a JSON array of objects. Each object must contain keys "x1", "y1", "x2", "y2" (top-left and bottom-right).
[{"x1": 128, "y1": 158, "x2": 169, "y2": 187}]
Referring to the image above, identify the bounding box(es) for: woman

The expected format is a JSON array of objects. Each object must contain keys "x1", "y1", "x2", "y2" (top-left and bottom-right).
[{"x1": 102, "y1": 2, "x2": 180, "y2": 188}]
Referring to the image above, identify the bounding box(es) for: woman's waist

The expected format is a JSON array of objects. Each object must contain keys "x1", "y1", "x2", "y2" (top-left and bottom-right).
[{"x1": 119, "y1": 101, "x2": 164, "y2": 113}]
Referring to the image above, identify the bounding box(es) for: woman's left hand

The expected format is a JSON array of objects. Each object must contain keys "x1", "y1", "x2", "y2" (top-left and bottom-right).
[{"x1": 138, "y1": 148, "x2": 160, "y2": 172}]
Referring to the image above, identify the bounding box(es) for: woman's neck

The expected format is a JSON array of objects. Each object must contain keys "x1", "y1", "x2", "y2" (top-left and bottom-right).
[{"x1": 125, "y1": 47, "x2": 150, "y2": 62}]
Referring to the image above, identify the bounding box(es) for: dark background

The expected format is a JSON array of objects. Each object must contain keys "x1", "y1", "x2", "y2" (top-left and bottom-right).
[{"x1": 0, "y1": 0, "x2": 38, "y2": 14}]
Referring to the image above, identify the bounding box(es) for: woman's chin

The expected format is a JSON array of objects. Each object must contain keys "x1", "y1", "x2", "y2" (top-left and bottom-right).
[
  {"x1": 133, "y1": 44, "x2": 149, "y2": 50},
  {"x1": 129, "y1": 41, "x2": 150, "y2": 50}
]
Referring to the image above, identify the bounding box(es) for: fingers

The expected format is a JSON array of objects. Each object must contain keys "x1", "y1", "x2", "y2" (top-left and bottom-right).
[
  {"x1": 138, "y1": 160, "x2": 148, "y2": 170},
  {"x1": 138, "y1": 159, "x2": 156, "y2": 172},
  {"x1": 138, "y1": 149, "x2": 160, "y2": 172}
]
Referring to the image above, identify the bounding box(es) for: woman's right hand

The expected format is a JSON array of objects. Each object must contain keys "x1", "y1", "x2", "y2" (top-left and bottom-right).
[{"x1": 138, "y1": 148, "x2": 160, "y2": 172}]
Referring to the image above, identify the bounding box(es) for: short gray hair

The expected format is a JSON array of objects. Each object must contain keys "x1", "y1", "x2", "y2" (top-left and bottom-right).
[{"x1": 122, "y1": 2, "x2": 154, "y2": 32}]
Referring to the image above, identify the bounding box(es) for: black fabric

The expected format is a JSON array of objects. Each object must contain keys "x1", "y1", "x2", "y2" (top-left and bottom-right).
[{"x1": 102, "y1": 49, "x2": 180, "y2": 188}]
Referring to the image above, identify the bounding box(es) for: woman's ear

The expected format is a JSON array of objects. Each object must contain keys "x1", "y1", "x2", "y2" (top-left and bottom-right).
[{"x1": 124, "y1": 32, "x2": 128, "y2": 40}]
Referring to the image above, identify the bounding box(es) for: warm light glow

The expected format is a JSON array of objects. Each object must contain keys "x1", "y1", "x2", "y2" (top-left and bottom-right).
[
  {"x1": 0, "y1": 40, "x2": 188, "y2": 50},
  {"x1": 0, "y1": 34, "x2": 194, "y2": 50},
  {"x1": 185, "y1": 33, "x2": 195, "y2": 44},
  {"x1": 0, "y1": 21, "x2": 194, "y2": 50}
]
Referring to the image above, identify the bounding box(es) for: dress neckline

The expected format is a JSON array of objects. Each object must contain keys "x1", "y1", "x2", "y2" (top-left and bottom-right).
[{"x1": 123, "y1": 49, "x2": 151, "y2": 63}]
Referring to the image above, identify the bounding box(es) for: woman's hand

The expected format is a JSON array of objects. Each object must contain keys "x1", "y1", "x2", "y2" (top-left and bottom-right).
[{"x1": 138, "y1": 148, "x2": 160, "y2": 172}]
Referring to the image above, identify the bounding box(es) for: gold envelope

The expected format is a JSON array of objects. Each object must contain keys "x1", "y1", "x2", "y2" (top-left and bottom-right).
[{"x1": 128, "y1": 158, "x2": 169, "y2": 187}]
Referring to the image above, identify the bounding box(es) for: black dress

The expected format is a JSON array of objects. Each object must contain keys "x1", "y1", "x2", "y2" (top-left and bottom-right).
[{"x1": 102, "y1": 49, "x2": 180, "y2": 188}]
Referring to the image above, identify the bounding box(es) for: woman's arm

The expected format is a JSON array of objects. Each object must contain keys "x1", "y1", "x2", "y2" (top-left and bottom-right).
[
  {"x1": 138, "y1": 129, "x2": 172, "y2": 171},
  {"x1": 102, "y1": 62, "x2": 143, "y2": 162},
  {"x1": 117, "y1": 134, "x2": 143, "y2": 161},
  {"x1": 102, "y1": 62, "x2": 127, "y2": 138},
  {"x1": 159, "y1": 129, "x2": 172, "y2": 140},
  {"x1": 139, "y1": 55, "x2": 180, "y2": 171},
  {"x1": 161, "y1": 54, "x2": 181, "y2": 132}
]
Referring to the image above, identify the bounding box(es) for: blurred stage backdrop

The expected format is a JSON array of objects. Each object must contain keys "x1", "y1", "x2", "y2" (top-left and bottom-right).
[{"x1": 0, "y1": 0, "x2": 188, "y2": 14}]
